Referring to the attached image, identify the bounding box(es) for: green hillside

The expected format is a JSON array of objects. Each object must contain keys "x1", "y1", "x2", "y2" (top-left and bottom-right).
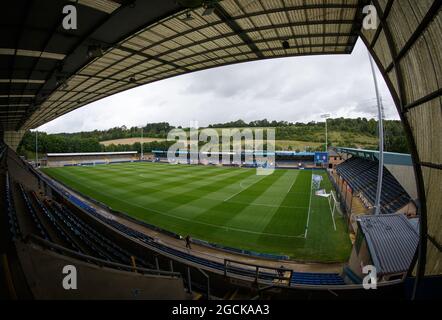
[{"x1": 18, "y1": 118, "x2": 409, "y2": 158}]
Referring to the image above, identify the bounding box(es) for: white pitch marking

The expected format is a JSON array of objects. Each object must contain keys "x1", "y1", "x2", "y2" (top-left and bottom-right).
[
  {"x1": 223, "y1": 175, "x2": 267, "y2": 202},
  {"x1": 304, "y1": 172, "x2": 314, "y2": 239}
]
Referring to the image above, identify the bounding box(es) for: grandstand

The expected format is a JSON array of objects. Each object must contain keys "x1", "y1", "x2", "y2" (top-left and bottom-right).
[
  {"x1": 336, "y1": 157, "x2": 414, "y2": 215},
  {"x1": 331, "y1": 148, "x2": 417, "y2": 235},
  {"x1": 44, "y1": 151, "x2": 139, "y2": 167},
  {"x1": 152, "y1": 150, "x2": 330, "y2": 168}
]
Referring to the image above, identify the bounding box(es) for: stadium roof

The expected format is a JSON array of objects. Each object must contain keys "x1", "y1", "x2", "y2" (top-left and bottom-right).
[
  {"x1": 47, "y1": 151, "x2": 137, "y2": 157},
  {"x1": 2, "y1": 1, "x2": 441, "y2": 278},
  {"x1": 357, "y1": 214, "x2": 419, "y2": 276},
  {"x1": 1, "y1": 0, "x2": 364, "y2": 131},
  {"x1": 152, "y1": 150, "x2": 318, "y2": 156},
  {"x1": 333, "y1": 147, "x2": 413, "y2": 166}
]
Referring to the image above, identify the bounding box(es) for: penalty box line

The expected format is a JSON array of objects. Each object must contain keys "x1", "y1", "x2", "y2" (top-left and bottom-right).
[
  {"x1": 223, "y1": 175, "x2": 268, "y2": 202},
  {"x1": 304, "y1": 172, "x2": 314, "y2": 239}
]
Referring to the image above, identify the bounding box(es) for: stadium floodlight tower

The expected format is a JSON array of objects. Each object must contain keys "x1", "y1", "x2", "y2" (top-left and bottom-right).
[
  {"x1": 321, "y1": 114, "x2": 331, "y2": 152},
  {"x1": 140, "y1": 126, "x2": 144, "y2": 160},
  {"x1": 368, "y1": 53, "x2": 385, "y2": 216}
]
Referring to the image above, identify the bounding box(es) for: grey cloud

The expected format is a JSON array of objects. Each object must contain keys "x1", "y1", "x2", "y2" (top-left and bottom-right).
[{"x1": 39, "y1": 39, "x2": 399, "y2": 134}]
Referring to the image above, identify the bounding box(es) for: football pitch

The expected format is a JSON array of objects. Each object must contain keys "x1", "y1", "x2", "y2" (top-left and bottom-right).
[{"x1": 42, "y1": 163, "x2": 351, "y2": 262}]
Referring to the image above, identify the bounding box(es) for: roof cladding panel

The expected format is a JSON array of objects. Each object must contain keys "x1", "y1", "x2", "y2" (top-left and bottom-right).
[{"x1": 19, "y1": 0, "x2": 361, "y2": 130}]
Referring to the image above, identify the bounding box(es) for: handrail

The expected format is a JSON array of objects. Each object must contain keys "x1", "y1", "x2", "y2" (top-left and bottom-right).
[
  {"x1": 196, "y1": 267, "x2": 210, "y2": 300},
  {"x1": 224, "y1": 258, "x2": 293, "y2": 286},
  {"x1": 26, "y1": 234, "x2": 182, "y2": 278}
]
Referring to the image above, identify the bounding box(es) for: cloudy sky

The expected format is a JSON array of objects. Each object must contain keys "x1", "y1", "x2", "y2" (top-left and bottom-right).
[{"x1": 38, "y1": 39, "x2": 398, "y2": 134}]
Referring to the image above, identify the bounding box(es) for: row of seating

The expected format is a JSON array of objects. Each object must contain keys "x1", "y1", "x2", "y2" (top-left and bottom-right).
[
  {"x1": 336, "y1": 157, "x2": 411, "y2": 214},
  {"x1": 52, "y1": 202, "x2": 145, "y2": 266},
  {"x1": 0, "y1": 144, "x2": 6, "y2": 162},
  {"x1": 18, "y1": 184, "x2": 51, "y2": 241},
  {"x1": 5, "y1": 174, "x2": 21, "y2": 239},
  {"x1": 15, "y1": 182, "x2": 152, "y2": 269},
  {"x1": 291, "y1": 272, "x2": 345, "y2": 285},
  {"x1": 30, "y1": 192, "x2": 82, "y2": 253}
]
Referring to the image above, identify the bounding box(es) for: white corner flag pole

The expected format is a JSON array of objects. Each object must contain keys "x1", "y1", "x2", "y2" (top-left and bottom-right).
[{"x1": 368, "y1": 52, "x2": 384, "y2": 216}]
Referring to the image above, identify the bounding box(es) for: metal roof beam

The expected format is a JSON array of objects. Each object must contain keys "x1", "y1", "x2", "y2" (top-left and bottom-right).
[
  {"x1": 0, "y1": 48, "x2": 66, "y2": 60},
  {"x1": 25, "y1": 50, "x2": 347, "y2": 130},
  {"x1": 115, "y1": 45, "x2": 189, "y2": 72},
  {"x1": 107, "y1": 19, "x2": 354, "y2": 83},
  {"x1": 385, "y1": 0, "x2": 442, "y2": 73},
  {"x1": 166, "y1": 33, "x2": 353, "y2": 64},
  {"x1": 403, "y1": 88, "x2": 442, "y2": 112},
  {"x1": 232, "y1": 3, "x2": 360, "y2": 20},
  {"x1": 214, "y1": 2, "x2": 263, "y2": 59}
]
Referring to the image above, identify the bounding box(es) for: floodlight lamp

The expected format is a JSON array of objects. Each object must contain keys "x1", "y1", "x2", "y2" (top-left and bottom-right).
[
  {"x1": 87, "y1": 45, "x2": 104, "y2": 58},
  {"x1": 202, "y1": 4, "x2": 215, "y2": 16},
  {"x1": 181, "y1": 12, "x2": 194, "y2": 21}
]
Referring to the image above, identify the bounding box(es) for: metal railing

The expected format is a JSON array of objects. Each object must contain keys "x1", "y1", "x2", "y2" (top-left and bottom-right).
[{"x1": 224, "y1": 258, "x2": 293, "y2": 287}]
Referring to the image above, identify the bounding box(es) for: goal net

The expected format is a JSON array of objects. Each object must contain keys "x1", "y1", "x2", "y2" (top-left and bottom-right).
[
  {"x1": 312, "y1": 174, "x2": 341, "y2": 231},
  {"x1": 306, "y1": 173, "x2": 340, "y2": 238}
]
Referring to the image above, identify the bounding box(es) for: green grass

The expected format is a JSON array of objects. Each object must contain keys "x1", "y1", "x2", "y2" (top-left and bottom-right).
[{"x1": 42, "y1": 163, "x2": 351, "y2": 262}]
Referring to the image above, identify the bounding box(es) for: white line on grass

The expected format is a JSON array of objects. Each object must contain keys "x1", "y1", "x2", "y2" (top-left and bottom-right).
[
  {"x1": 117, "y1": 196, "x2": 304, "y2": 238},
  {"x1": 223, "y1": 175, "x2": 267, "y2": 202},
  {"x1": 225, "y1": 200, "x2": 308, "y2": 210},
  {"x1": 304, "y1": 172, "x2": 314, "y2": 239},
  {"x1": 286, "y1": 175, "x2": 297, "y2": 194}
]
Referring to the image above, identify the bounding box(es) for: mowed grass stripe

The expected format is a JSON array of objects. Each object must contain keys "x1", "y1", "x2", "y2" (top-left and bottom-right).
[
  {"x1": 68, "y1": 162, "x2": 230, "y2": 188},
  {"x1": 47, "y1": 164, "x2": 235, "y2": 201},
  {"x1": 193, "y1": 170, "x2": 287, "y2": 235},
  {"x1": 55, "y1": 162, "x2": 226, "y2": 187},
  {"x1": 252, "y1": 171, "x2": 312, "y2": 256},
  {"x1": 127, "y1": 168, "x2": 256, "y2": 219},
  {"x1": 260, "y1": 170, "x2": 311, "y2": 236},
  {"x1": 165, "y1": 171, "x2": 266, "y2": 220},
  {"x1": 222, "y1": 170, "x2": 300, "y2": 233}
]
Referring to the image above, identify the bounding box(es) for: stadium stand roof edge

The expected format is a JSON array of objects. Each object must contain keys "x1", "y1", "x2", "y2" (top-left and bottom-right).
[
  {"x1": 47, "y1": 151, "x2": 137, "y2": 157},
  {"x1": 333, "y1": 147, "x2": 413, "y2": 166}
]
